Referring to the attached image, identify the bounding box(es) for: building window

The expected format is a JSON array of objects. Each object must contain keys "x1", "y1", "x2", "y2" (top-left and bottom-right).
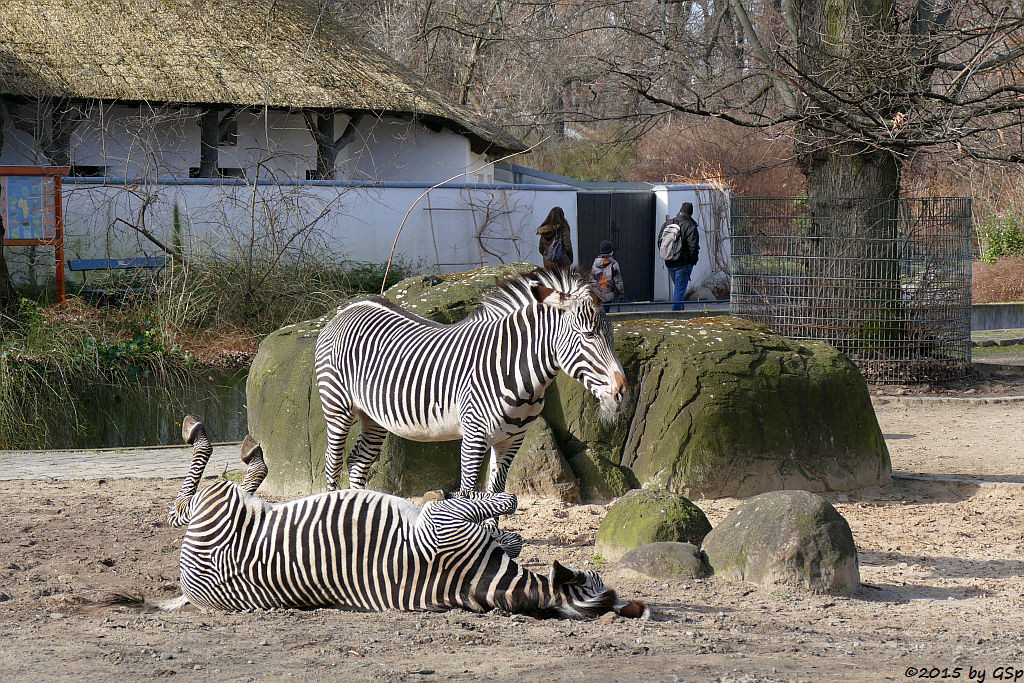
[
  {"x1": 189, "y1": 167, "x2": 245, "y2": 179},
  {"x1": 69, "y1": 165, "x2": 107, "y2": 177},
  {"x1": 219, "y1": 119, "x2": 238, "y2": 147}
]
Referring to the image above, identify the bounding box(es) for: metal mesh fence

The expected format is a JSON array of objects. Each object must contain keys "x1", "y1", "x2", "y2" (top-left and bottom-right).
[{"x1": 730, "y1": 196, "x2": 973, "y2": 383}]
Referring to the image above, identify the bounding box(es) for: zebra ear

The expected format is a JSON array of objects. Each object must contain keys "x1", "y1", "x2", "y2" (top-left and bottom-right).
[
  {"x1": 530, "y1": 281, "x2": 571, "y2": 309},
  {"x1": 550, "y1": 560, "x2": 580, "y2": 588}
]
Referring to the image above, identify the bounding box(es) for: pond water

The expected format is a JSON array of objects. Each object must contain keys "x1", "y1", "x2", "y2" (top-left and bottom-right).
[{"x1": 36, "y1": 369, "x2": 248, "y2": 450}]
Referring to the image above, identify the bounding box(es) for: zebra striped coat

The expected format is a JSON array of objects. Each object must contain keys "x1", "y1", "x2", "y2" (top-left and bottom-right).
[
  {"x1": 168, "y1": 416, "x2": 646, "y2": 619},
  {"x1": 314, "y1": 268, "x2": 628, "y2": 495}
]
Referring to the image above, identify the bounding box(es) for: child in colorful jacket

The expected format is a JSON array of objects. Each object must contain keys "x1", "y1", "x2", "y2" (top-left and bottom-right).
[{"x1": 589, "y1": 240, "x2": 625, "y2": 305}]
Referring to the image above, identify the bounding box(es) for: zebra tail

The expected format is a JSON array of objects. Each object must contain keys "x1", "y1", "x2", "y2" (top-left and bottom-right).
[{"x1": 92, "y1": 592, "x2": 191, "y2": 612}]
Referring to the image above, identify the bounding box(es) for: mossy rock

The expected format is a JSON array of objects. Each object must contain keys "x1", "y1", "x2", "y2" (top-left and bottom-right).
[
  {"x1": 543, "y1": 316, "x2": 891, "y2": 498},
  {"x1": 565, "y1": 445, "x2": 637, "y2": 503},
  {"x1": 505, "y1": 418, "x2": 580, "y2": 503},
  {"x1": 701, "y1": 490, "x2": 860, "y2": 594},
  {"x1": 249, "y1": 266, "x2": 890, "y2": 501},
  {"x1": 619, "y1": 542, "x2": 711, "y2": 579},
  {"x1": 386, "y1": 263, "x2": 536, "y2": 323},
  {"x1": 595, "y1": 489, "x2": 712, "y2": 562}
]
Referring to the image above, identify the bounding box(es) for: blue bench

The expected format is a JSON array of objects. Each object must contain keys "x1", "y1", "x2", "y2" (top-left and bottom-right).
[{"x1": 67, "y1": 256, "x2": 168, "y2": 302}]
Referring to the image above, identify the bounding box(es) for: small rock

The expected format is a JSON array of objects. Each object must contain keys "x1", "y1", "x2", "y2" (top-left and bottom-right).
[
  {"x1": 596, "y1": 489, "x2": 712, "y2": 562},
  {"x1": 619, "y1": 542, "x2": 712, "y2": 579}
]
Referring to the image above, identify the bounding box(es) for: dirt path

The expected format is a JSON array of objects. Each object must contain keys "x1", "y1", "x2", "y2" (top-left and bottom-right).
[{"x1": 1, "y1": 399, "x2": 1023, "y2": 681}]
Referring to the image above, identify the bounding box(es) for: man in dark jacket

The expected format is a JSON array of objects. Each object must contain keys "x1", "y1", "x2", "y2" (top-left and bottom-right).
[{"x1": 658, "y1": 202, "x2": 700, "y2": 311}]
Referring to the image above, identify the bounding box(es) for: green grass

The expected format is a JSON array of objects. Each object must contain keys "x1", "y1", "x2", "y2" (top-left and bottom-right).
[{"x1": 0, "y1": 258, "x2": 411, "y2": 449}]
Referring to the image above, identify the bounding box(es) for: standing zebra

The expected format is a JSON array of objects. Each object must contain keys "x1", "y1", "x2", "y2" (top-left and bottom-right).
[
  {"x1": 314, "y1": 267, "x2": 628, "y2": 496},
  {"x1": 166, "y1": 415, "x2": 646, "y2": 618}
]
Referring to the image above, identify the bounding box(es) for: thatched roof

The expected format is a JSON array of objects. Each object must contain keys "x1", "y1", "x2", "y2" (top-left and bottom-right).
[{"x1": 0, "y1": 0, "x2": 525, "y2": 155}]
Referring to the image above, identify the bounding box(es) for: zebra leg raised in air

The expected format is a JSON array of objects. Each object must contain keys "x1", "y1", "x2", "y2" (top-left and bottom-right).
[
  {"x1": 425, "y1": 491, "x2": 523, "y2": 558},
  {"x1": 167, "y1": 415, "x2": 213, "y2": 528},
  {"x1": 239, "y1": 435, "x2": 268, "y2": 494},
  {"x1": 165, "y1": 416, "x2": 645, "y2": 618}
]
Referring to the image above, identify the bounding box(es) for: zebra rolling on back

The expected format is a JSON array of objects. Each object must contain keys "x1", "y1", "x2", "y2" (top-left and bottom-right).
[
  {"x1": 168, "y1": 415, "x2": 647, "y2": 618},
  {"x1": 314, "y1": 267, "x2": 628, "y2": 496}
]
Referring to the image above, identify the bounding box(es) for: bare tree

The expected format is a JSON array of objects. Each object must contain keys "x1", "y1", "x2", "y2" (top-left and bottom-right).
[{"x1": 600, "y1": 0, "x2": 1024, "y2": 201}]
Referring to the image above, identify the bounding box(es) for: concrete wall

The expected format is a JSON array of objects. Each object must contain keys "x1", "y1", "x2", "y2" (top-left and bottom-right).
[
  {"x1": 4, "y1": 175, "x2": 732, "y2": 294},
  {"x1": 972, "y1": 302, "x2": 1024, "y2": 331},
  {"x1": 56, "y1": 179, "x2": 577, "y2": 276}
]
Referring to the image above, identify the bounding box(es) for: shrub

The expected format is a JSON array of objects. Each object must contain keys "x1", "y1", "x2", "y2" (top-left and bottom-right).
[
  {"x1": 977, "y1": 213, "x2": 1024, "y2": 263},
  {"x1": 631, "y1": 119, "x2": 804, "y2": 195},
  {"x1": 973, "y1": 257, "x2": 1024, "y2": 303},
  {"x1": 531, "y1": 130, "x2": 638, "y2": 182}
]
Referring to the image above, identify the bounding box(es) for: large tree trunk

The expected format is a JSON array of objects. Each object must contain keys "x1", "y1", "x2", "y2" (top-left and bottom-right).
[
  {"x1": 789, "y1": 0, "x2": 904, "y2": 365},
  {"x1": 796, "y1": 141, "x2": 904, "y2": 365}
]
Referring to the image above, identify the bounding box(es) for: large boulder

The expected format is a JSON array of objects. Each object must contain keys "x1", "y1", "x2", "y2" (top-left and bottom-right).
[
  {"x1": 543, "y1": 316, "x2": 890, "y2": 498},
  {"x1": 701, "y1": 490, "x2": 860, "y2": 594},
  {"x1": 504, "y1": 418, "x2": 580, "y2": 503},
  {"x1": 248, "y1": 264, "x2": 890, "y2": 499},
  {"x1": 595, "y1": 489, "x2": 712, "y2": 562}
]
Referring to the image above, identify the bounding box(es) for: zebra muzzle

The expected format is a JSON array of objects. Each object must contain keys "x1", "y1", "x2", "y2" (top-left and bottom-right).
[
  {"x1": 613, "y1": 600, "x2": 649, "y2": 619},
  {"x1": 612, "y1": 371, "x2": 628, "y2": 403}
]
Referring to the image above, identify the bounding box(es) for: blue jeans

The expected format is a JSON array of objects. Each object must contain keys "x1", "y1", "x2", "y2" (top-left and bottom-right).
[{"x1": 668, "y1": 265, "x2": 693, "y2": 312}]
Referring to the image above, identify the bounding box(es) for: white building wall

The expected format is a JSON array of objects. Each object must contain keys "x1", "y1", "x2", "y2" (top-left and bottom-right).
[
  {"x1": 652, "y1": 185, "x2": 731, "y2": 300},
  {"x1": 339, "y1": 117, "x2": 493, "y2": 184},
  {"x1": 219, "y1": 109, "x2": 317, "y2": 179},
  {"x1": 0, "y1": 105, "x2": 496, "y2": 184}
]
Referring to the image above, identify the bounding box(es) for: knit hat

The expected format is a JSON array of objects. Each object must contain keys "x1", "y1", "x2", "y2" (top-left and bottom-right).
[{"x1": 599, "y1": 239, "x2": 614, "y2": 253}]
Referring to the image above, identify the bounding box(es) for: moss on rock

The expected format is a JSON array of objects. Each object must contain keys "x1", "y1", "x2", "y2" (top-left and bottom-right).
[
  {"x1": 249, "y1": 266, "x2": 890, "y2": 501},
  {"x1": 544, "y1": 316, "x2": 890, "y2": 499},
  {"x1": 595, "y1": 489, "x2": 712, "y2": 562},
  {"x1": 565, "y1": 445, "x2": 637, "y2": 503},
  {"x1": 505, "y1": 418, "x2": 580, "y2": 503}
]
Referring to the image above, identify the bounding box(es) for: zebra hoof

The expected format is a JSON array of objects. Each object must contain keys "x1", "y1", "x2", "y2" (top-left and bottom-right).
[
  {"x1": 181, "y1": 415, "x2": 205, "y2": 444},
  {"x1": 240, "y1": 435, "x2": 263, "y2": 465},
  {"x1": 422, "y1": 489, "x2": 448, "y2": 503}
]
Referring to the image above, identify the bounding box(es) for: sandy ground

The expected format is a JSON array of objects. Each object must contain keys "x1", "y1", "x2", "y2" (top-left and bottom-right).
[{"x1": 2, "y1": 399, "x2": 1023, "y2": 682}]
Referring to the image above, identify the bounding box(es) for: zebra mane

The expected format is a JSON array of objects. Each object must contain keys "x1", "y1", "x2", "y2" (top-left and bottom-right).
[{"x1": 467, "y1": 268, "x2": 593, "y2": 321}]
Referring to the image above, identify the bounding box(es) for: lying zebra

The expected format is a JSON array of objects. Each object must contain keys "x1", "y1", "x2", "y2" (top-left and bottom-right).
[
  {"x1": 315, "y1": 267, "x2": 628, "y2": 497},
  {"x1": 165, "y1": 415, "x2": 646, "y2": 619}
]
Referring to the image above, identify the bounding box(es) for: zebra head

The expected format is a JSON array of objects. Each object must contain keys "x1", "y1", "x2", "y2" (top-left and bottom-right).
[
  {"x1": 530, "y1": 270, "x2": 628, "y2": 420},
  {"x1": 546, "y1": 561, "x2": 648, "y2": 619}
]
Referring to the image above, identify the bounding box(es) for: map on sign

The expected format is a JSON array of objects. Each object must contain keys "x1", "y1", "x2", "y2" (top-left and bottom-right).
[{"x1": 1, "y1": 175, "x2": 58, "y2": 241}]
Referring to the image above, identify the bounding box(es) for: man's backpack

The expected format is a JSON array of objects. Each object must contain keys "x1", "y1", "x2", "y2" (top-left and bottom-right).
[
  {"x1": 546, "y1": 238, "x2": 571, "y2": 266},
  {"x1": 658, "y1": 222, "x2": 684, "y2": 261}
]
